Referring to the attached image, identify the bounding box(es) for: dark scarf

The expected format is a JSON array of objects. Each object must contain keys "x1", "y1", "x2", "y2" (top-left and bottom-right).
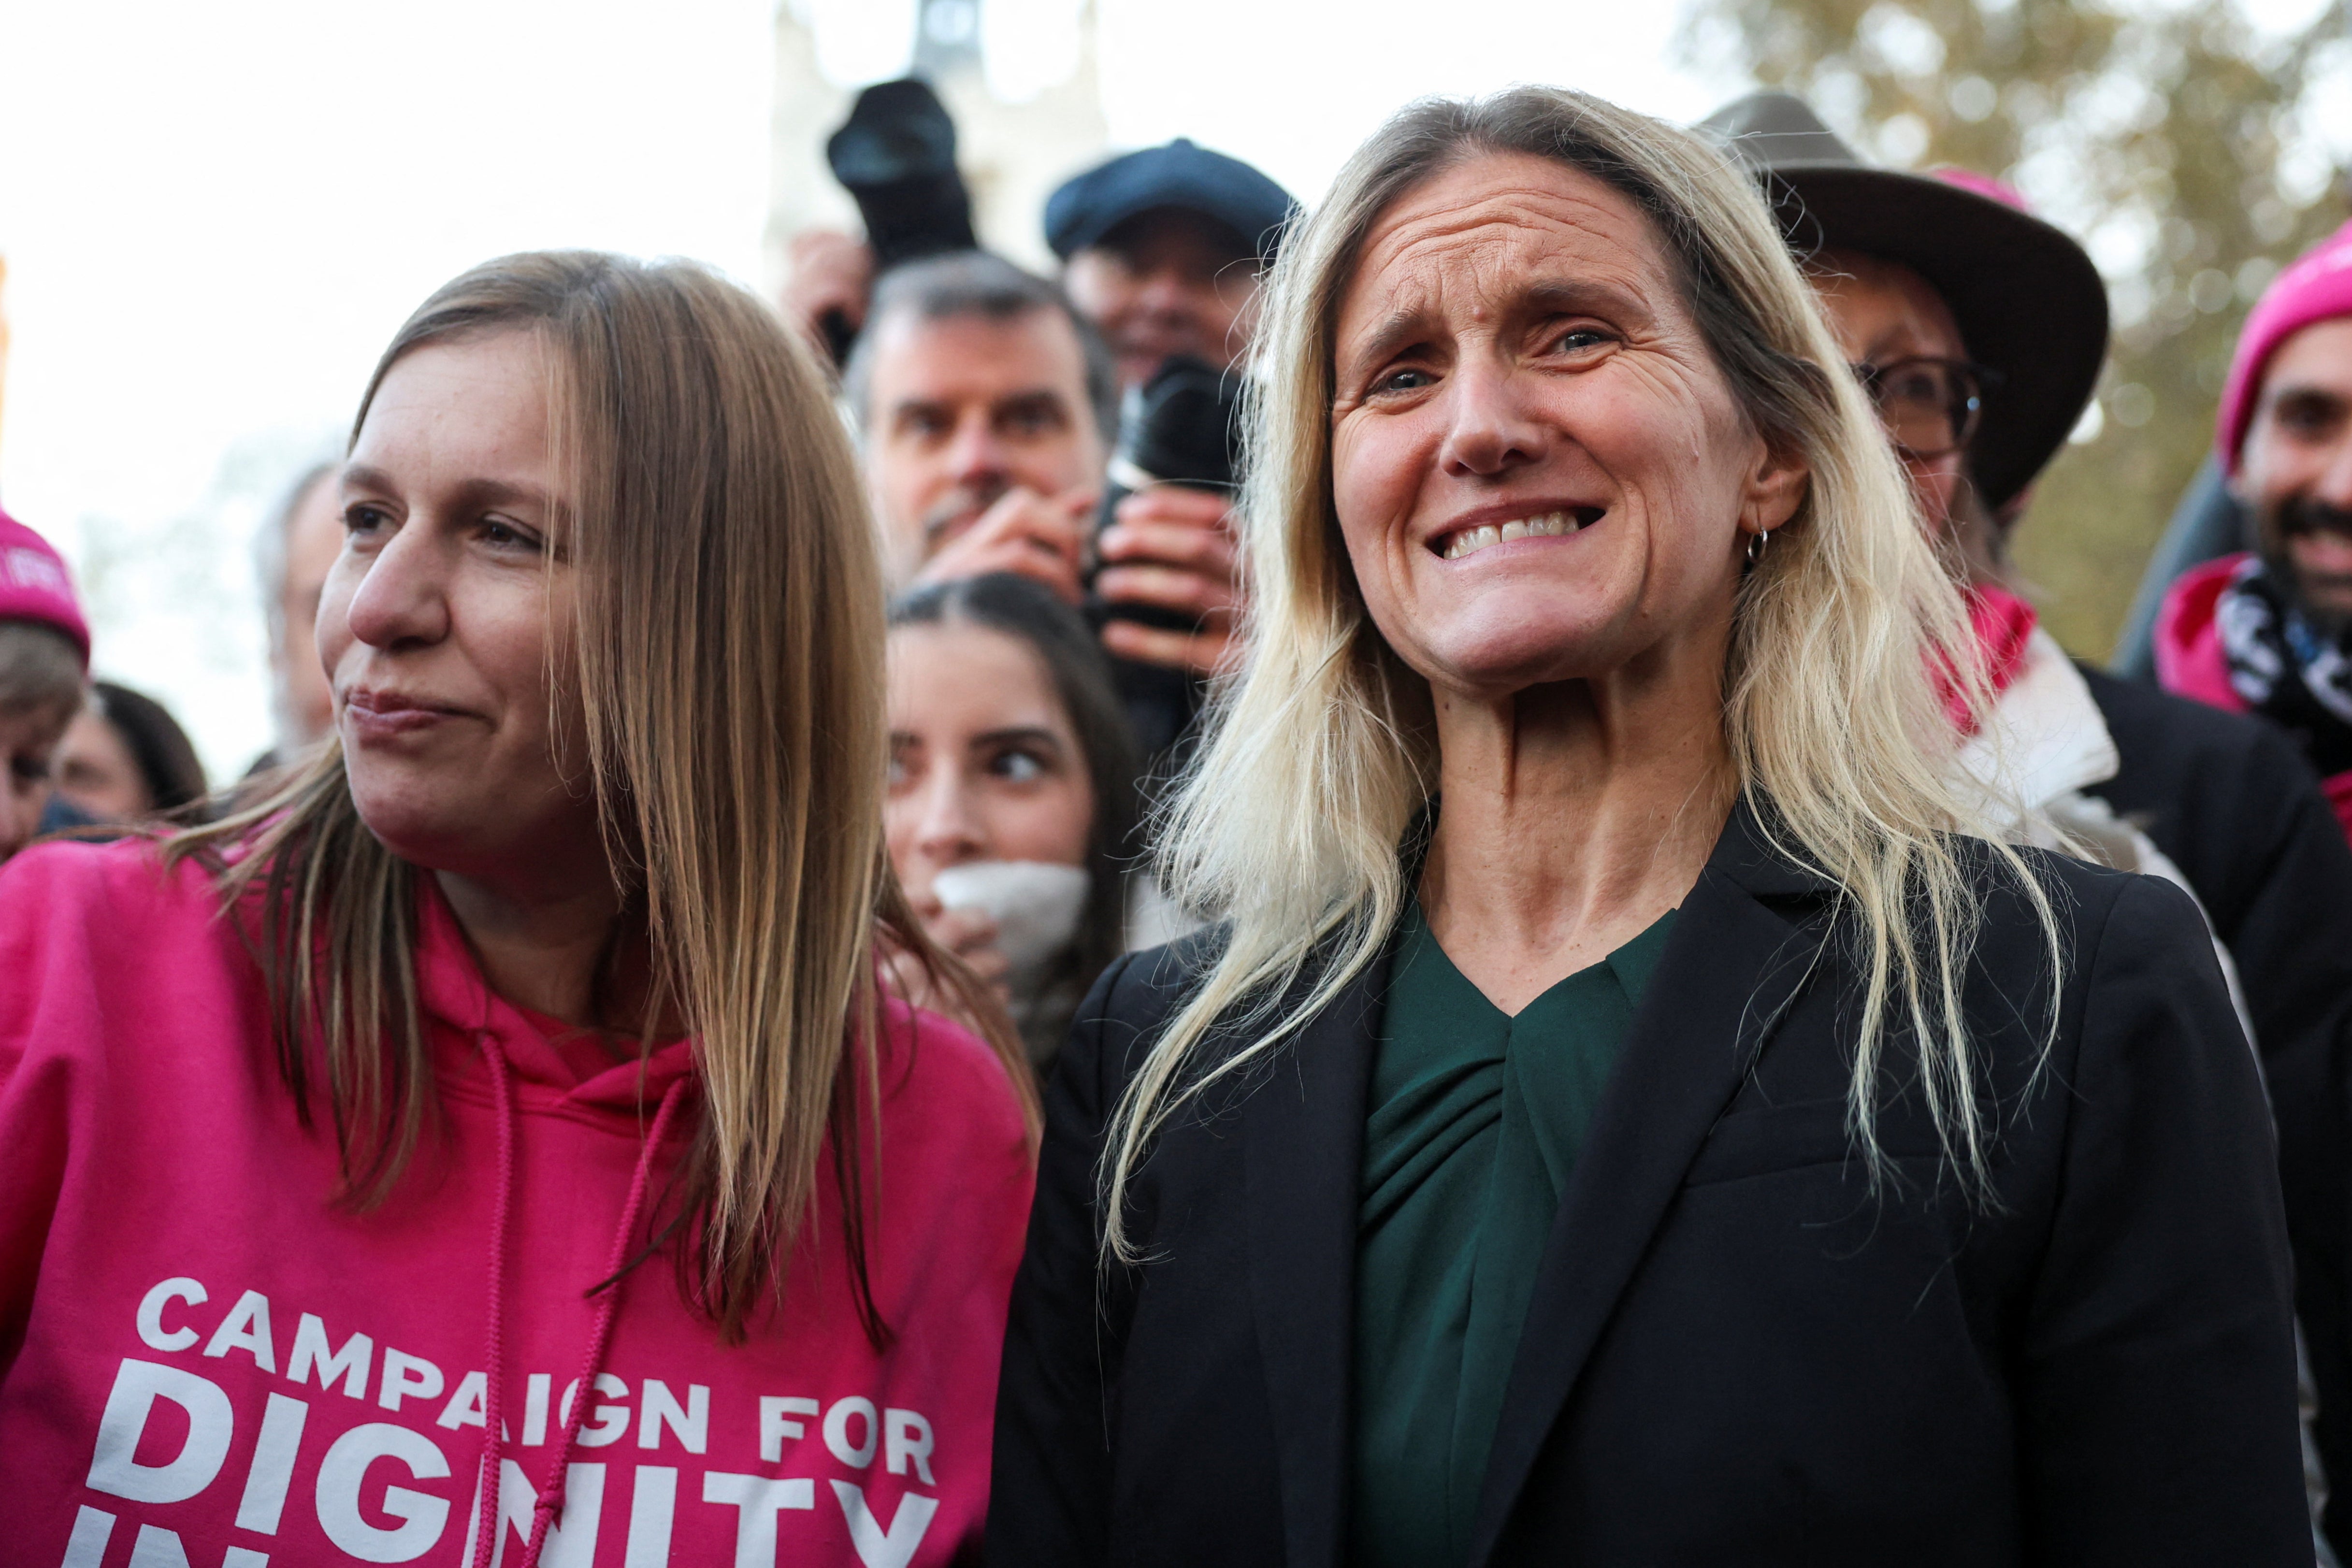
[{"x1": 2216, "y1": 554, "x2": 2352, "y2": 777}]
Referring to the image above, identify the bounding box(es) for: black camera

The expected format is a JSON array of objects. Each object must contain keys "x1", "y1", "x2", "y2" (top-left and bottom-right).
[
  {"x1": 1087, "y1": 354, "x2": 1244, "y2": 759},
  {"x1": 820, "y1": 78, "x2": 979, "y2": 363},
  {"x1": 1090, "y1": 353, "x2": 1243, "y2": 634}
]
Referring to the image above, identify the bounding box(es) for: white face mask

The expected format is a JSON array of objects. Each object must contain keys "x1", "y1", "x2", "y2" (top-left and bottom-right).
[{"x1": 929, "y1": 860, "x2": 1093, "y2": 991}]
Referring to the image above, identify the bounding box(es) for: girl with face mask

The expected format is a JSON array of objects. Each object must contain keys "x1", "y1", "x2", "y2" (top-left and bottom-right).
[{"x1": 884, "y1": 572, "x2": 1140, "y2": 1066}]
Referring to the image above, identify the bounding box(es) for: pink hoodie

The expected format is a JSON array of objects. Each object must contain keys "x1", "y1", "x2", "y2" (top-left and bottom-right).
[{"x1": 0, "y1": 837, "x2": 1034, "y2": 1567}]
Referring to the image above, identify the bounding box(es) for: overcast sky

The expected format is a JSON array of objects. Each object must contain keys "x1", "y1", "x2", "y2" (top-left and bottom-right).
[{"x1": 7, "y1": 0, "x2": 2327, "y2": 777}]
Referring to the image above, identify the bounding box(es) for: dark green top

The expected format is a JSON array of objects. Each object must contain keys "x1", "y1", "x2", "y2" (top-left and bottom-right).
[{"x1": 1348, "y1": 902, "x2": 1678, "y2": 1568}]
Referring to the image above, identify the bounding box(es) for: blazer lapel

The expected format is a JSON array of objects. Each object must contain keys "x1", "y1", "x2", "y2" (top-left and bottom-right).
[
  {"x1": 1464, "y1": 804, "x2": 1831, "y2": 1567},
  {"x1": 1243, "y1": 940, "x2": 1390, "y2": 1568}
]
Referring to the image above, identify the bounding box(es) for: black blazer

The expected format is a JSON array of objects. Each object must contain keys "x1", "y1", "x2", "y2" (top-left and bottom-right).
[
  {"x1": 988, "y1": 806, "x2": 2309, "y2": 1567},
  {"x1": 2080, "y1": 665, "x2": 2352, "y2": 1555}
]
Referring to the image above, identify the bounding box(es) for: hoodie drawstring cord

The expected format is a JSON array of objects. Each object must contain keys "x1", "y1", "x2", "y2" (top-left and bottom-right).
[
  {"x1": 471, "y1": 1033, "x2": 519, "y2": 1568},
  {"x1": 470, "y1": 1035, "x2": 689, "y2": 1568}
]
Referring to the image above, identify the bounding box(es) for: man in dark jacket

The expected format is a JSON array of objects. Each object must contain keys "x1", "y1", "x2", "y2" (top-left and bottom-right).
[{"x1": 1704, "y1": 90, "x2": 2352, "y2": 1557}]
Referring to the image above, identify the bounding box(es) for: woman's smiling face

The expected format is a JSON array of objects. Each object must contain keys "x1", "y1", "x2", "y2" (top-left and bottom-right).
[
  {"x1": 1329, "y1": 151, "x2": 1804, "y2": 701},
  {"x1": 319, "y1": 329, "x2": 601, "y2": 892}
]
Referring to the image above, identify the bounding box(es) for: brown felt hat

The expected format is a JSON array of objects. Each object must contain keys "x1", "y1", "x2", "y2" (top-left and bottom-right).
[{"x1": 1697, "y1": 91, "x2": 2110, "y2": 510}]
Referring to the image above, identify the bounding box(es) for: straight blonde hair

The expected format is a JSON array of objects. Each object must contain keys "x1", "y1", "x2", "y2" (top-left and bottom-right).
[
  {"x1": 1103, "y1": 88, "x2": 2061, "y2": 1258},
  {"x1": 172, "y1": 251, "x2": 1033, "y2": 1338}
]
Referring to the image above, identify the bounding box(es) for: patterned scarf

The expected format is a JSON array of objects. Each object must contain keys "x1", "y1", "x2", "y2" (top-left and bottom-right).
[{"x1": 2215, "y1": 554, "x2": 2352, "y2": 777}]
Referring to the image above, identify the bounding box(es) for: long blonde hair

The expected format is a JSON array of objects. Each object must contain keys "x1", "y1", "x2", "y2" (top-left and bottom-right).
[
  {"x1": 171, "y1": 251, "x2": 1033, "y2": 1338},
  {"x1": 1104, "y1": 88, "x2": 2060, "y2": 1257}
]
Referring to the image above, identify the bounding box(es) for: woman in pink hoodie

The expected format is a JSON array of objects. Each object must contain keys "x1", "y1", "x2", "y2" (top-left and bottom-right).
[{"x1": 0, "y1": 252, "x2": 1037, "y2": 1567}]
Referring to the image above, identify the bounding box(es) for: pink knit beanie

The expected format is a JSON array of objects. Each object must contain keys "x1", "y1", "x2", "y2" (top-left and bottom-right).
[
  {"x1": 2219, "y1": 219, "x2": 2352, "y2": 475},
  {"x1": 1933, "y1": 166, "x2": 2029, "y2": 213},
  {"x1": 0, "y1": 507, "x2": 91, "y2": 668}
]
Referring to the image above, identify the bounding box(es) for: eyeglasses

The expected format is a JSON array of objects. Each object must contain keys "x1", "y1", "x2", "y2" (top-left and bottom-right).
[{"x1": 1849, "y1": 357, "x2": 1998, "y2": 460}]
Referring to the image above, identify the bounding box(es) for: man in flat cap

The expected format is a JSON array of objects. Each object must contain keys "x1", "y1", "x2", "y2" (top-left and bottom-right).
[
  {"x1": 1043, "y1": 137, "x2": 1295, "y2": 394},
  {"x1": 1029, "y1": 140, "x2": 1298, "y2": 684}
]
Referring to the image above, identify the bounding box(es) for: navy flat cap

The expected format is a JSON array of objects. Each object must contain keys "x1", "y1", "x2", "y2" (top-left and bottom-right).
[{"x1": 1046, "y1": 139, "x2": 1297, "y2": 265}]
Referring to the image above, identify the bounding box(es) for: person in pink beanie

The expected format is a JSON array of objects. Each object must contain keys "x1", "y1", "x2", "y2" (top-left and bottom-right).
[
  {"x1": 0, "y1": 506, "x2": 92, "y2": 861},
  {"x1": 2157, "y1": 220, "x2": 2352, "y2": 841}
]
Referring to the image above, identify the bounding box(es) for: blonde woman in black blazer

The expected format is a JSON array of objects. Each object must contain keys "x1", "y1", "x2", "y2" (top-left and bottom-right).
[{"x1": 987, "y1": 86, "x2": 2306, "y2": 1568}]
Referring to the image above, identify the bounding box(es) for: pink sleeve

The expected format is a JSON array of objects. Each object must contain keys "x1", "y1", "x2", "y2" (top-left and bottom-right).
[
  {"x1": 2153, "y1": 556, "x2": 2252, "y2": 714},
  {"x1": 0, "y1": 847, "x2": 94, "y2": 1354},
  {"x1": 2324, "y1": 772, "x2": 2352, "y2": 846}
]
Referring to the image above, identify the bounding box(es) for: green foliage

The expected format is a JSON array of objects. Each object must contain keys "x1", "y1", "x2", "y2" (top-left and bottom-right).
[{"x1": 1686, "y1": 0, "x2": 2349, "y2": 657}]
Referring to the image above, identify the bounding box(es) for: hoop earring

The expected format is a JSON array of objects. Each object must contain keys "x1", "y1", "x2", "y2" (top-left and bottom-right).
[{"x1": 1746, "y1": 528, "x2": 1772, "y2": 566}]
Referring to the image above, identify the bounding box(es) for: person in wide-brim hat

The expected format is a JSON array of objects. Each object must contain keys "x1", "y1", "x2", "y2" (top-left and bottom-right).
[
  {"x1": 1703, "y1": 90, "x2": 2352, "y2": 1568},
  {"x1": 1699, "y1": 91, "x2": 2107, "y2": 512}
]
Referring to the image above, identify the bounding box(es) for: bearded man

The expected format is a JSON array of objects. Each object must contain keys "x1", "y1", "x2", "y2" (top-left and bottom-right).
[{"x1": 2159, "y1": 222, "x2": 2352, "y2": 842}]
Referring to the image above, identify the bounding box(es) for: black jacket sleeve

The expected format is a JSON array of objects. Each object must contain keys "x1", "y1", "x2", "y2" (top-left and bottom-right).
[
  {"x1": 2209, "y1": 731, "x2": 2352, "y2": 1542},
  {"x1": 987, "y1": 951, "x2": 1138, "y2": 1565},
  {"x1": 2017, "y1": 873, "x2": 2309, "y2": 1565},
  {"x1": 2083, "y1": 630, "x2": 2352, "y2": 1556}
]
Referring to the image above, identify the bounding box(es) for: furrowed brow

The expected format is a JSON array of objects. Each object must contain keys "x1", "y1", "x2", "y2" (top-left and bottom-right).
[
  {"x1": 1519, "y1": 276, "x2": 1650, "y2": 327},
  {"x1": 1344, "y1": 306, "x2": 1440, "y2": 383},
  {"x1": 1341, "y1": 276, "x2": 1652, "y2": 385}
]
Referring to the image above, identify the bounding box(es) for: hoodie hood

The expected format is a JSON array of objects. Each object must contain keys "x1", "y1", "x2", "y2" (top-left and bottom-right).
[{"x1": 412, "y1": 876, "x2": 699, "y2": 1121}]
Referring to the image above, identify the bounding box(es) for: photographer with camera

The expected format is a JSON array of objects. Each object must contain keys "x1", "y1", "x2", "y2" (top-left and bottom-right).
[
  {"x1": 847, "y1": 252, "x2": 1245, "y2": 714},
  {"x1": 795, "y1": 91, "x2": 1288, "y2": 701},
  {"x1": 1042, "y1": 141, "x2": 1294, "y2": 690}
]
